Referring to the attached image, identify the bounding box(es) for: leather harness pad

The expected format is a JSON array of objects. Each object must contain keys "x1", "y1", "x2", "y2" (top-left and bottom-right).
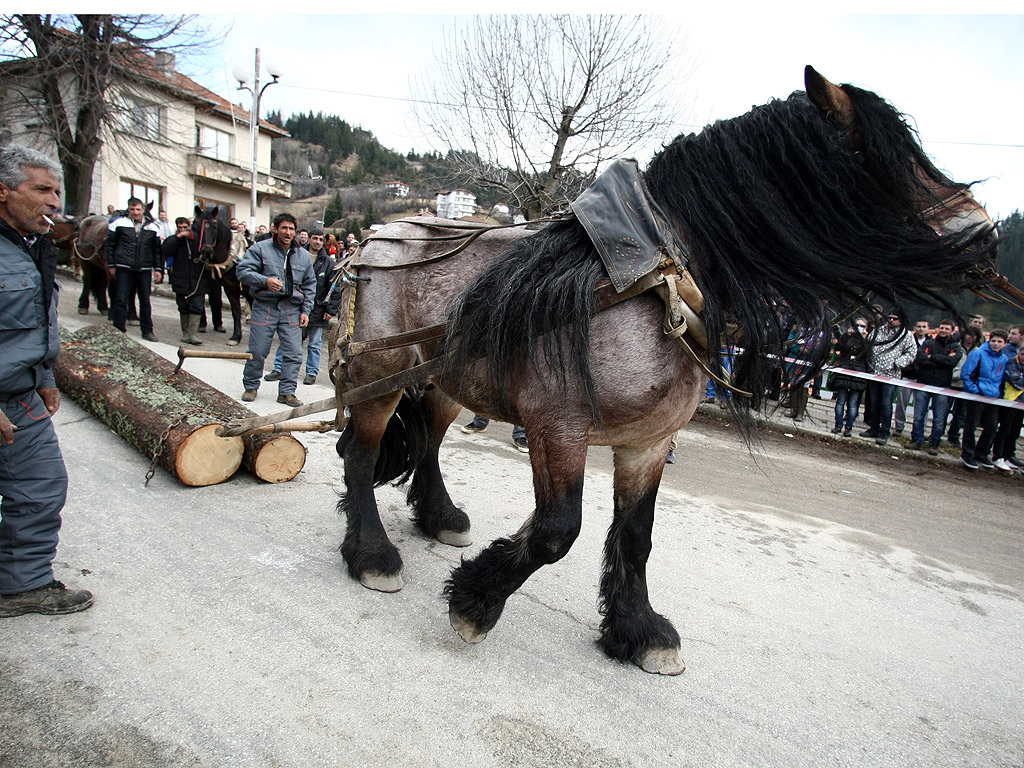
[{"x1": 571, "y1": 159, "x2": 675, "y2": 293}]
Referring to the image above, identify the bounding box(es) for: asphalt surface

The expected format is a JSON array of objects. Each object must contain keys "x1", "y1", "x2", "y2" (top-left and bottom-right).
[{"x1": 1, "y1": 285, "x2": 1022, "y2": 767}]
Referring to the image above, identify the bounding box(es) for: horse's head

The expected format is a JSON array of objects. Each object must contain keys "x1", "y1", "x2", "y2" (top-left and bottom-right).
[
  {"x1": 192, "y1": 205, "x2": 230, "y2": 262},
  {"x1": 804, "y1": 66, "x2": 997, "y2": 247}
]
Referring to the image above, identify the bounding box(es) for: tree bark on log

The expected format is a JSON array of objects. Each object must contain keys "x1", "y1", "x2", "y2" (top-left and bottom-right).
[{"x1": 55, "y1": 324, "x2": 305, "y2": 484}]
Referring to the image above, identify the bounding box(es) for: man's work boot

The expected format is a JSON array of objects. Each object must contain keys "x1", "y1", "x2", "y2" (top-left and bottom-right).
[
  {"x1": 241, "y1": 389, "x2": 258, "y2": 402},
  {"x1": 277, "y1": 394, "x2": 303, "y2": 407},
  {"x1": 0, "y1": 581, "x2": 93, "y2": 617}
]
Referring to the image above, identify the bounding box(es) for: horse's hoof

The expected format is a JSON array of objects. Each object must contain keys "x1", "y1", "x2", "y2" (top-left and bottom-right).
[
  {"x1": 360, "y1": 570, "x2": 404, "y2": 593},
  {"x1": 437, "y1": 529, "x2": 472, "y2": 547},
  {"x1": 449, "y1": 606, "x2": 488, "y2": 644},
  {"x1": 637, "y1": 648, "x2": 685, "y2": 676}
]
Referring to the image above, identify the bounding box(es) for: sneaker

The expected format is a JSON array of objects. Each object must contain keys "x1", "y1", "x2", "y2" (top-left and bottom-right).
[
  {"x1": 513, "y1": 436, "x2": 529, "y2": 453},
  {"x1": 993, "y1": 458, "x2": 1015, "y2": 472},
  {"x1": 142, "y1": 332, "x2": 157, "y2": 342},
  {"x1": 460, "y1": 421, "x2": 487, "y2": 434},
  {"x1": 666, "y1": 449, "x2": 676, "y2": 465},
  {"x1": 831, "y1": 426, "x2": 843, "y2": 434},
  {"x1": 1007, "y1": 456, "x2": 1024, "y2": 469},
  {"x1": 241, "y1": 389, "x2": 258, "y2": 402},
  {"x1": 277, "y1": 394, "x2": 303, "y2": 407},
  {"x1": 264, "y1": 370, "x2": 282, "y2": 381},
  {"x1": 976, "y1": 457, "x2": 996, "y2": 469},
  {"x1": 842, "y1": 429, "x2": 852, "y2": 437},
  {"x1": 303, "y1": 374, "x2": 317, "y2": 385},
  {"x1": 214, "y1": 326, "x2": 227, "y2": 333},
  {"x1": 0, "y1": 580, "x2": 93, "y2": 618},
  {"x1": 908, "y1": 440, "x2": 923, "y2": 450},
  {"x1": 859, "y1": 429, "x2": 879, "y2": 438},
  {"x1": 961, "y1": 455, "x2": 979, "y2": 470}
]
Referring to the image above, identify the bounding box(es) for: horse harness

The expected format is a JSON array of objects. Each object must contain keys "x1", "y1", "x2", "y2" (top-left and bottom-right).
[{"x1": 330, "y1": 177, "x2": 749, "y2": 414}]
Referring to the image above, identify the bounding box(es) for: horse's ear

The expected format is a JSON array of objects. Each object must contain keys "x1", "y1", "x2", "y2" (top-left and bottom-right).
[
  {"x1": 194, "y1": 205, "x2": 203, "y2": 218},
  {"x1": 210, "y1": 206, "x2": 219, "y2": 219},
  {"x1": 804, "y1": 65, "x2": 855, "y2": 130}
]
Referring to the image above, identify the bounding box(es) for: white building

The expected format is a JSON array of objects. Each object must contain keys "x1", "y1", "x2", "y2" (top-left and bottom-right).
[
  {"x1": 384, "y1": 180, "x2": 410, "y2": 198},
  {"x1": 0, "y1": 48, "x2": 291, "y2": 227},
  {"x1": 436, "y1": 189, "x2": 477, "y2": 219}
]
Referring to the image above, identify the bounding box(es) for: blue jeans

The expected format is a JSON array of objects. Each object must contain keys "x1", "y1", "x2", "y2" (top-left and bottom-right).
[
  {"x1": 467, "y1": 414, "x2": 525, "y2": 441},
  {"x1": 272, "y1": 325, "x2": 324, "y2": 377},
  {"x1": 911, "y1": 391, "x2": 951, "y2": 446},
  {"x1": 866, "y1": 381, "x2": 897, "y2": 437},
  {"x1": 833, "y1": 389, "x2": 862, "y2": 431}
]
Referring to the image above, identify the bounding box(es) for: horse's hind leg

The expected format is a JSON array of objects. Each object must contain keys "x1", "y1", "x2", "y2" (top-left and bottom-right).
[
  {"x1": 406, "y1": 389, "x2": 471, "y2": 546},
  {"x1": 599, "y1": 440, "x2": 683, "y2": 676},
  {"x1": 446, "y1": 433, "x2": 587, "y2": 643},
  {"x1": 338, "y1": 393, "x2": 407, "y2": 592}
]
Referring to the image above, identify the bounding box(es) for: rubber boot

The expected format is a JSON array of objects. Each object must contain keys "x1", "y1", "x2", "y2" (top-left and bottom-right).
[
  {"x1": 791, "y1": 388, "x2": 809, "y2": 422},
  {"x1": 185, "y1": 314, "x2": 203, "y2": 346},
  {"x1": 179, "y1": 314, "x2": 191, "y2": 344}
]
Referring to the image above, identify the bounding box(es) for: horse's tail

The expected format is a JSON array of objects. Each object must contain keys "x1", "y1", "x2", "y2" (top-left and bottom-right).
[{"x1": 335, "y1": 387, "x2": 428, "y2": 487}]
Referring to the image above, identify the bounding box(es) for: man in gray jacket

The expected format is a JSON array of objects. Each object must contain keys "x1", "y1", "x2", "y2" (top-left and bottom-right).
[
  {"x1": 0, "y1": 144, "x2": 93, "y2": 617},
  {"x1": 235, "y1": 213, "x2": 316, "y2": 406}
]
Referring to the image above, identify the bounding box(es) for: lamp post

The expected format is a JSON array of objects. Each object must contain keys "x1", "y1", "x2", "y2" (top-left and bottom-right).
[{"x1": 234, "y1": 48, "x2": 280, "y2": 234}]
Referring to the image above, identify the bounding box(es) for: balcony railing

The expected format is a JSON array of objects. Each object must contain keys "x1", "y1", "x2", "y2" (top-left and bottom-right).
[{"x1": 187, "y1": 153, "x2": 292, "y2": 199}]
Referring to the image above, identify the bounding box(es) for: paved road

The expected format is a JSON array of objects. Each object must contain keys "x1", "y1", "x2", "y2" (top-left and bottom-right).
[{"x1": 2, "y1": 290, "x2": 1022, "y2": 767}]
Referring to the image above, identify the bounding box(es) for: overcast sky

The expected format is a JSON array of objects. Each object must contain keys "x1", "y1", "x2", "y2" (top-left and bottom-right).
[{"x1": 179, "y1": 11, "x2": 1023, "y2": 220}]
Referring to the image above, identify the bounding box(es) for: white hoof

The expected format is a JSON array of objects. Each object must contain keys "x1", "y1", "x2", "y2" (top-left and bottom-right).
[
  {"x1": 360, "y1": 570, "x2": 404, "y2": 593},
  {"x1": 449, "y1": 606, "x2": 488, "y2": 644},
  {"x1": 638, "y1": 648, "x2": 685, "y2": 676},
  {"x1": 437, "y1": 529, "x2": 472, "y2": 547}
]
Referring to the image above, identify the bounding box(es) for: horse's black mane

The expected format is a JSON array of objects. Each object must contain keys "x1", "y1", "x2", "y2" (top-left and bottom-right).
[{"x1": 440, "y1": 84, "x2": 997, "y2": 425}]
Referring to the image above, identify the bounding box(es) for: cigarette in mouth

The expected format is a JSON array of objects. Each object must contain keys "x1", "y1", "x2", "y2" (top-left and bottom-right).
[{"x1": 42, "y1": 215, "x2": 55, "y2": 228}]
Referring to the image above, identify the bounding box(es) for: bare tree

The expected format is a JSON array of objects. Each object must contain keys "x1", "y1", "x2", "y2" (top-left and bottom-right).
[
  {"x1": 413, "y1": 15, "x2": 686, "y2": 219},
  {"x1": 0, "y1": 14, "x2": 210, "y2": 214}
]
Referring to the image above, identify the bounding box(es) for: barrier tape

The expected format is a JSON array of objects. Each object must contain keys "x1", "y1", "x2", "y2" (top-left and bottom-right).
[{"x1": 780, "y1": 355, "x2": 1024, "y2": 411}]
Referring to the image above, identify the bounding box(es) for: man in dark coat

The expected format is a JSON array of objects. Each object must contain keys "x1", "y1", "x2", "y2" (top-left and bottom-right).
[
  {"x1": 909, "y1": 320, "x2": 962, "y2": 453},
  {"x1": 0, "y1": 144, "x2": 93, "y2": 617},
  {"x1": 106, "y1": 196, "x2": 164, "y2": 341},
  {"x1": 163, "y1": 216, "x2": 207, "y2": 345}
]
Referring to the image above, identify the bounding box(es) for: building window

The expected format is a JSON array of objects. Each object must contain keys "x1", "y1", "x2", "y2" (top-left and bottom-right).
[
  {"x1": 196, "y1": 124, "x2": 232, "y2": 162},
  {"x1": 116, "y1": 95, "x2": 164, "y2": 142},
  {"x1": 118, "y1": 179, "x2": 163, "y2": 215}
]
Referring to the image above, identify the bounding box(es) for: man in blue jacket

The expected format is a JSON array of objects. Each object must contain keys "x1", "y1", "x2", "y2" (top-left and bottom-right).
[
  {"x1": 959, "y1": 328, "x2": 1008, "y2": 470},
  {"x1": 236, "y1": 213, "x2": 316, "y2": 406},
  {"x1": 0, "y1": 144, "x2": 93, "y2": 617}
]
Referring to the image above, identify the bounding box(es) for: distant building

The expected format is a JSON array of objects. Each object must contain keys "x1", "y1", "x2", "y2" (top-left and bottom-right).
[
  {"x1": 436, "y1": 188, "x2": 477, "y2": 219},
  {"x1": 384, "y1": 180, "x2": 410, "y2": 198},
  {"x1": 0, "y1": 46, "x2": 291, "y2": 226},
  {"x1": 490, "y1": 203, "x2": 510, "y2": 217}
]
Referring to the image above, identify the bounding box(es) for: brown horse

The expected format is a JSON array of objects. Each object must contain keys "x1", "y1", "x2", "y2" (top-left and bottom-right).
[{"x1": 333, "y1": 67, "x2": 998, "y2": 675}]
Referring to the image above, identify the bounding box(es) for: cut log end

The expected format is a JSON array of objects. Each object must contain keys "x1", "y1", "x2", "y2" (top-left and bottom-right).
[
  {"x1": 251, "y1": 435, "x2": 307, "y2": 484},
  {"x1": 175, "y1": 424, "x2": 245, "y2": 487}
]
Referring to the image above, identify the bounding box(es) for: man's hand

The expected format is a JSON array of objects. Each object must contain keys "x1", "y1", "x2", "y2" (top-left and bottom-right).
[
  {"x1": 323, "y1": 313, "x2": 333, "y2": 322},
  {"x1": 38, "y1": 387, "x2": 60, "y2": 417},
  {"x1": 107, "y1": 266, "x2": 115, "y2": 279},
  {"x1": 0, "y1": 407, "x2": 14, "y2": 445},
  {"x1": 153, "y1": 269, "x2": 163, "y2": 285},
  {"x1": 299, "y1": 313, "x2": 309, "y2": 328},
  {"x1": 266, "y1": 277, "x2": 283, "y2": 292}
]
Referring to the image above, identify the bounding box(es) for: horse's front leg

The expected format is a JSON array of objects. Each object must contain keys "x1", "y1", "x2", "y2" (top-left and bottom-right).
[
  {"x1": 338, "y1": 394, "x2": 406, "y2": 592},
  {"x1": 600, "y1": 440, "x2": 683, "y2": 675},
  {"x1": 446, "y1": 432, "x2": 587, "y2": 643},
  {"x1": 406, "y1": 388, "x2": 471, "y2": 546}
]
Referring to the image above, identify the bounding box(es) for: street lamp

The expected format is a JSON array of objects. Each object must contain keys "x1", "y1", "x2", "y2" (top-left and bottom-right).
[{"x1": 234, "y1": 48, "x2": 280, "y2": 234}]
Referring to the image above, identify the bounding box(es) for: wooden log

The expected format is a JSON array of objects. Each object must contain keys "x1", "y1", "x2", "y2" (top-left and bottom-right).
[
  {"x1": 54, "y1": 325, "x2": 243, "y2": 486},
  {"x1": 56, "y1": 324, "x2": 306, "y2": 484}
]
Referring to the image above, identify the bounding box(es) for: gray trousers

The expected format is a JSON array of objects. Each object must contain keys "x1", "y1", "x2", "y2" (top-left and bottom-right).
[
  {"x1": 242, "y1": 301, "x2": 303, "y2": 396},
  {"x1": 0, "y1": 391, "x2": 68, "y2": 594}
]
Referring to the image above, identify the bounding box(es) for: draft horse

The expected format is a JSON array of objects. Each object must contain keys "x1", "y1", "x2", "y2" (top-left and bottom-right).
[
  {"x1": 191, "y1": 206, "x2": 244, "y2": 344},
  {"x1": 70, "y1": 214, "x2": 113, "y2": 316},
  {"x1": 333, "y1": 67, "x2": 998, "y2": 675}
]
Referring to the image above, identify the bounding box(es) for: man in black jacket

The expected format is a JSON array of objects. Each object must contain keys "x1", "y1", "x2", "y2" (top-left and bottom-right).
[
  {"x1": 163, "y1": 217, "x2": 206, "y2": 345},
  {"x1": 106, "y1": 196, "x2": 163, "y2": 341},
  {"x1": 909, "y1": 320, "x2": 962, "y2": 453}
]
